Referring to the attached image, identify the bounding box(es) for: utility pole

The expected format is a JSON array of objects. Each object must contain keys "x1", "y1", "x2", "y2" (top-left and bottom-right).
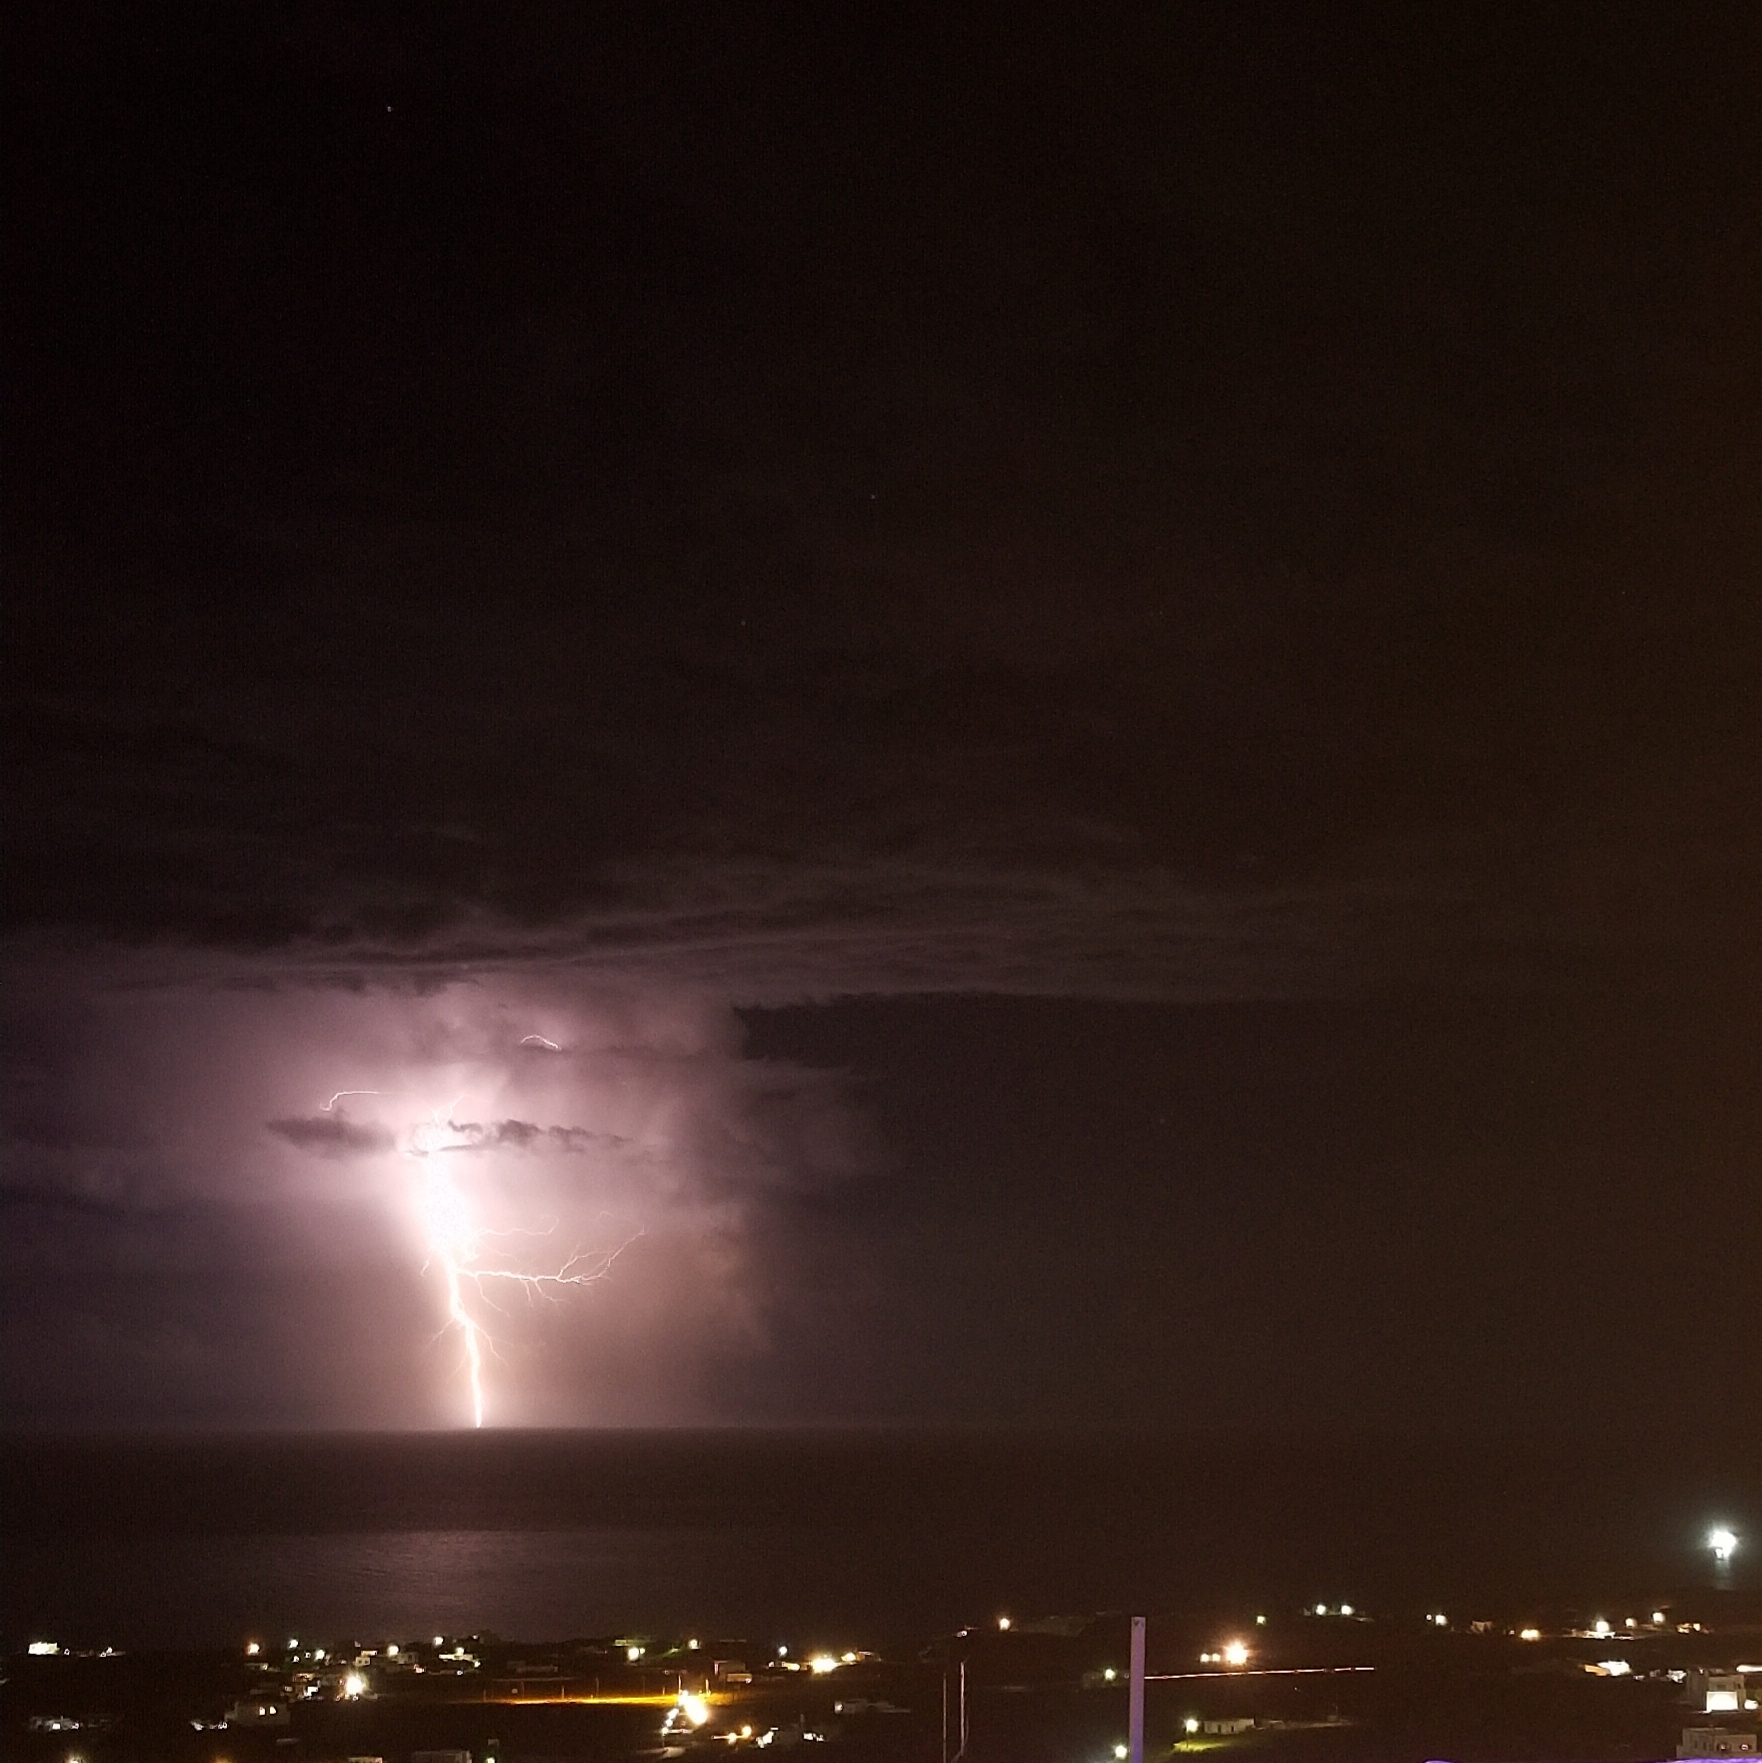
[{"x1": 1128, "y1": 1616, "x2": 1145, "y2": 1763}]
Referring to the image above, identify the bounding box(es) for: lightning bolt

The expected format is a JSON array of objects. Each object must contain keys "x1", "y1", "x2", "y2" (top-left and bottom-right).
[
  {"x1": 321, "y1": 1065, "x2": 636, "y2": 1428},
  {"x1": 405, "y1": 1106, "x2": 640, "y2": 1427},
  {"x1": 321, "y1": 1090, "x2": 381, "y2": 1111}
]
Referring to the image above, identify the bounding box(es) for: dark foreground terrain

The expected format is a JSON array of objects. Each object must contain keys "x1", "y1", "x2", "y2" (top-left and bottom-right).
[{"x1": 8, "y1": 1598, "x2": 1762, "y2": 1763}]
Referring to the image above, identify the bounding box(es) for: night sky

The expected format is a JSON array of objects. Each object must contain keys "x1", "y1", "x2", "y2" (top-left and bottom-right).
[{"x1": 6, "y1": 6, "x2": 1758, "y2": 1433}]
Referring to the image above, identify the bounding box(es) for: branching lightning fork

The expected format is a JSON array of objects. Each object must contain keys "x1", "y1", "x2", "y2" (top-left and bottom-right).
[{"x1": 322, "y1": 1073, "x2": 636, "y2": 1428}]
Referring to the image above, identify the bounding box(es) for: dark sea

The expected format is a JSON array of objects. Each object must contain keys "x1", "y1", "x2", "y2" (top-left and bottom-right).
[{"x1": 4, "y1": 1431, "x2": 1755, "y2": 1652}]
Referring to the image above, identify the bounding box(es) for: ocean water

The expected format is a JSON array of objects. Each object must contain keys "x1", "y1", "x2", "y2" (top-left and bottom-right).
[{"x1": 4, "y1": 1430, "x2": 1755, "y2": 1651}]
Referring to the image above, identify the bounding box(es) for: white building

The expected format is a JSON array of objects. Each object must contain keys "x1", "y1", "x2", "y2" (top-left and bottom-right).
[
  {"x1": 223, "y1": 1697, "x2": 290, "y2": 1727},
  {"x1": 1677, "y1": 1728, "x2": 1756, "y2": 1759},
  {"x1": 1700, "y1": 1676, "x2": 1753, "y2": 1715}
]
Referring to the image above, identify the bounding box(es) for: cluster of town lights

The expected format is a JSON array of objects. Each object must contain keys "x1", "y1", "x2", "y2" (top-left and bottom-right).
[
  {"x1": 1198, "y1": 1641, "x2": 1251, "y2": 1667},
  {"x1": 34, "y1": 1582, "x2": 1762, "y2": 1763},
  {"x1": 63, "y1": 1562, "x2": 1758, "y2": 1763}
]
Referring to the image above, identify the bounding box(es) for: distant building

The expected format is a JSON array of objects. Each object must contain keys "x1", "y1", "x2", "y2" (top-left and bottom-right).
[
  {"x1": 224, "y1": 1697, "x2": 290, "y2": 1727},
  {"x1": 1677, "y1": 1728, "x2": 1756, "y2": 1759},
  {"x1": 1699, "y1": 1677, "x2": 1753, "y2": 1715},
  {"x1": 1201, "y1": 1717, "x2": 1254, "y2": 1735}
]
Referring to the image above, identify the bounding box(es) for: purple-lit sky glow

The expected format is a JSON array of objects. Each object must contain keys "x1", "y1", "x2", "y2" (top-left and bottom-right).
[{"x1": 6, "y1": 6, "x2": 1759, "y2": 1437}]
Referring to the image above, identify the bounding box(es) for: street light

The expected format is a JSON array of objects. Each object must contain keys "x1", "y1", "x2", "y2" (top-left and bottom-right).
[{"x1": 1709, "y1": 1528, "x2": 1740, "y2": 1564}]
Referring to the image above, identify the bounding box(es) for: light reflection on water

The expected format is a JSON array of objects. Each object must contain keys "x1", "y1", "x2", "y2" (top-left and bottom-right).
[
  {"x1": 9, "y1": 1528, "x2": 806, "y2": 1650},
  {"x1": 7, "y1": 1432, "x2": 1754, "y2": 1651}
]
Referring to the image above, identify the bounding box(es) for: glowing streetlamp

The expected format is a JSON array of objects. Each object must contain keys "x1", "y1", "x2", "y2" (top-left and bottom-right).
[{"x1": 1709, "y1": 1528, "x2": 1740, "y2": 1564}]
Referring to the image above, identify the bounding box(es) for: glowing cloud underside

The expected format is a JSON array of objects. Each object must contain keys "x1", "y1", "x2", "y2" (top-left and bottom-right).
[{"x1": 230, "y1": 981, "x2": 863, "y2": 1428}]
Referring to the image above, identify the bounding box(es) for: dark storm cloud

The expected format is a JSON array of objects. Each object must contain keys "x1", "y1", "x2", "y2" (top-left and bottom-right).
[
  {"x1": 8, "y1": 6, "x2": 1758, "y2": 1003},
  {"x1": 265, "y1": 1114, "x2": 399, "y2": 1158},
  {"x1": 434, "y1": 1119, "x2": 632, "y2": 1155},
  {"x1": 5, "y1": 7, "x2": 1760, "y2": 1437},
  {"x1": 261, "y1": 1111, "x2": 629, "y2": 1159},
  {"x1": 0, "y1": 1181, "x2": 141, "y2": 1220}
]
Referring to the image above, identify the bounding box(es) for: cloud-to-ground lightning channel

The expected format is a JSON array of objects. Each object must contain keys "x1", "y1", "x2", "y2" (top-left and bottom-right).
[{"x1": 322, "y1": 1075, "x2": 637, "y2": 1427}]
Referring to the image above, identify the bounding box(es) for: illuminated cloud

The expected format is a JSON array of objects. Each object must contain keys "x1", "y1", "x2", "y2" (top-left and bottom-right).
[{"x1": 1, "y1": 973, "x2": 869, "y2": 1427}]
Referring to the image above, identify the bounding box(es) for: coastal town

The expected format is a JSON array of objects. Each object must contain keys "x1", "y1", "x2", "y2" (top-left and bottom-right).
[{"x1": 12, "y1": 1591, "x2": 1762, "y2": 1763}]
